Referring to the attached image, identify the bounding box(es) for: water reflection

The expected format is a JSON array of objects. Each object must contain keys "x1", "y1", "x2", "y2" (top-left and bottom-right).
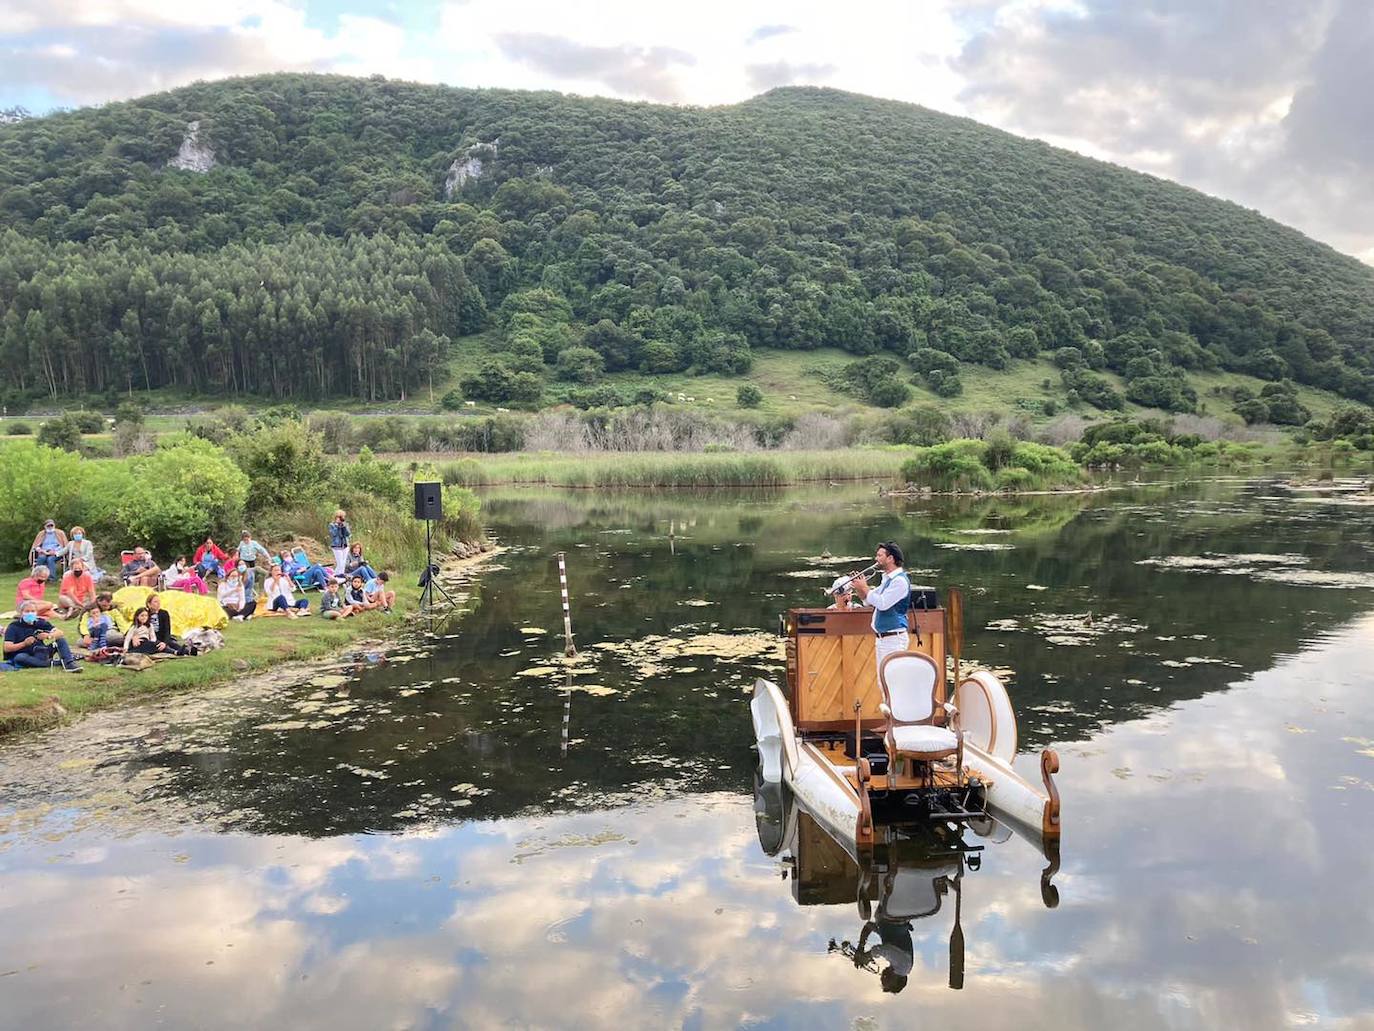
[{"x1": 3, "y1": 479, "x2": 1374, "y2": 1028}]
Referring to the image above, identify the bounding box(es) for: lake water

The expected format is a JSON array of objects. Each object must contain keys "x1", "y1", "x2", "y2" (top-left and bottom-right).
[{"x1": 2, "y1": 477, "x2": 1374, "y2": 1029}]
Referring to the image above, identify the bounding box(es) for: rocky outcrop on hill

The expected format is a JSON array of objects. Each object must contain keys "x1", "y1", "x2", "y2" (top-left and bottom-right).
[
  {"x1": 168, "y1": 120, "x2": 216, "y2": 172},
  {"x1": 443, "y1": 139, "x2": 498, "y2": 197}
]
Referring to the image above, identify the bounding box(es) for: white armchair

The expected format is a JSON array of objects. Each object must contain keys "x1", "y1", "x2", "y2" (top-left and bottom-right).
[{"x1": 878, "y1": 651, "x2": 961, "y2": 787}]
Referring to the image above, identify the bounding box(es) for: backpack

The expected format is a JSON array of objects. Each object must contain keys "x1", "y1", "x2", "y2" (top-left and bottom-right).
[{"x1": 182, "y1": 628, "x2": 225, "y2": 652}]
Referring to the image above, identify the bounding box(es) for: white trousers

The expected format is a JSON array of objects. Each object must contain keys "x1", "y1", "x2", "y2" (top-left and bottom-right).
[
  {"x1": 332, "y1": 547, "x2": 349, "y2": 576},
  {"x1": 874, "y1": 631, "x2": 910, "y2": 680}
]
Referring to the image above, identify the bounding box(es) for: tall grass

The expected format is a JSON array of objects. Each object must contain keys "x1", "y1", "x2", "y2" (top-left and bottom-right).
[{"x1": 437, "y1": 449, "x2": 909, "y2": 488}]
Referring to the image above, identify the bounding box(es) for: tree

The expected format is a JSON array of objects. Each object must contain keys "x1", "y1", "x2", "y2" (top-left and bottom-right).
[{"x1": 555, "y1": 346, "x2": 604, "y2": 384}]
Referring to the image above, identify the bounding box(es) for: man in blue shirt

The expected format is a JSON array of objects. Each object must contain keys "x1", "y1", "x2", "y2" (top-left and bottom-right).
[
  {"x1": 851, "y1": 541, "x2": 911, "y2": 675},
  {"x1": 3, "y1": 601, "x2": 82, "y2": 672}
]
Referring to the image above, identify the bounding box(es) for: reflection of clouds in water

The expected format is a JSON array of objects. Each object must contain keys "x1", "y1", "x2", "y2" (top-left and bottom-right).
[
  {"x1": 5, "y1": 612, "x2": 1374, "y2": 1029},
  {"x1": 1139, "y1": 553, "x2": 1374, "y2": 590}
]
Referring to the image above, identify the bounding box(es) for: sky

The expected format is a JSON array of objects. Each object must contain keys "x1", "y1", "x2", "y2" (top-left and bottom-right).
[{"x1": 2, "y1": 0, "x2": 1372, "y2": 264}]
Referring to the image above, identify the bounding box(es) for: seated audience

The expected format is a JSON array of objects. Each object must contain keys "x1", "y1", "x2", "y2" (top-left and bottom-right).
[
  {"x1": 144, "y1": 594, "x2": 190, "y2": 655},
  {"x1": 345, "y1": 542, "x2": 379, "y2": 582},
  {"x1": 264, "y1": 564, "x2": 309, "y2": 617},
  {"x1": 193, "y1": 537, "x2": 229, "y2": 579},
  {"x1": 170, "y1": 566, "x2": 209, "y2": 595},
  {"x1": 280, "y1": 547, "x2": 329, "y2": 591},
  {"x1": 364, "y1": 571, "x2": 396, "y2": 613},
  {"x1": 56, "y1": 557, "x2": 98, "y2": 619},
  {"x1": 30, "y1": 519, "x2": 68, "y2": 578},
  {"x1": 4, "y1": 601, "x2": 81, "y2": 672},
  {"x1": 345, "y1": 574, "x2": 380, "y2": 612},
  {"x1": 122, "y1": 547, "x2": 162, "y2": 588},
  {"x1": 217, "y1": 568, "x2": 257, "y2": 621},
  {"x1": 15, "y1": 567, "x2": 57, "y2": 619},
  {"x1": 65, "y1": 526, "x2": 102, "y2": 581},
  {"x1": 79, "y1": 593, "x2": 124, "y2": 649},
  {"x1": 319, "y1": 579, "x2": 352, "y2": 620}
]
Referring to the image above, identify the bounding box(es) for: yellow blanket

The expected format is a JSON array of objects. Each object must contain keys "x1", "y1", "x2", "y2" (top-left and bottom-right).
[{"x1": 111, "y1": 586, "x2": 229, "y2": 635}]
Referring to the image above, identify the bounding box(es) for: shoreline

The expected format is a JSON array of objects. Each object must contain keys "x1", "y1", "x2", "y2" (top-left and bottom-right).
[{"x1": 0, "y1": 544, "x2": 502, "y2": 739}]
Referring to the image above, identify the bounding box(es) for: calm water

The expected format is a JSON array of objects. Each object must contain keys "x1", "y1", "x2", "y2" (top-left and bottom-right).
[{"x1": 3, "y1": 478, "x2": 1374, "y2": 1029}]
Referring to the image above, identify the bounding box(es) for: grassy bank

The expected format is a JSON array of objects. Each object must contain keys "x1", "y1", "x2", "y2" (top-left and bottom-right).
[
  {"x1": 436, "y1": 448, "x2": 910, "y2": 488},
  {"x1": 0, "y1": 567, "x2": 425, "y2": 735}
]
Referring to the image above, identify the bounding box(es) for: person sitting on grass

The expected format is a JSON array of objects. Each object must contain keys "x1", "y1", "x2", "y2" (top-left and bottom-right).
[
  {"x1": 217, "y1": 567, "x2": 257, "y2": 621},
  {"x1": 65, "y1": 526, "x2": 102, "y2": 581},
  {"x1": 169, "y1": 561, "x2": 209, "y2": 595},
  {"x1": 345, "y1": 574, "x2": 379, "y2": 612},
  {"x1": 122, "y1": 607, "x2": 162, "y2": 656},
  {"x1": 364, "y1": 571, "x2": 396, "y2": 613},
  {"x1": 79, "y1": 593, "x2": 123, "y2": 649},
  {"x1": 4, "y1": 600, "x2": 81, "y2": 672},
  {"x1": 193, "y1": 537, "x2": 229, "y2": 579},
  {"x1": 318, "y1": 579, "x2": 352, "y2": 620},
  {"x1": 15, "y1": 566, "x2": 57, "y2": 619},
  {"x1": 143, "y1": 594, "x2": 191, "y2": 655},
  {"x1": 122, "y1": 546, "x2": 162, "y2": 588},
  {"x1": 264, "y1": 563, "x2": 309, "y2": 618},
  {"x1": 344, "y1": 542, "x2": 379, "y2": 583},
  {"x1": 56, "y1": 557, "x2": 98, "y2": 619},
  {"x1": 30, "y1": 520, "x2": 68, "y2": 579}
]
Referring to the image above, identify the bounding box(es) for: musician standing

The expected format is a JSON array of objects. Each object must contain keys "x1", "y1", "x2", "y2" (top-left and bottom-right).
[{"x1": 851, "y1": 541, "x2": 911, "y2": 673}]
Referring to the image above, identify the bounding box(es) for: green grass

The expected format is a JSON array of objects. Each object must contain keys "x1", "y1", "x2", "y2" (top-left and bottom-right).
[
  {"x1": 0, "y1": 567, "x2": 421, "y2": 735},
  {"x1": 438, "y1": 448, "x2": 910, "y2": 487}
]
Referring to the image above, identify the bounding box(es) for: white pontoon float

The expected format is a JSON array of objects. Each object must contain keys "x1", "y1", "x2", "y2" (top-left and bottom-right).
[{"x1": 751, "y1": 595, "x2": 1061, "y2": 855}]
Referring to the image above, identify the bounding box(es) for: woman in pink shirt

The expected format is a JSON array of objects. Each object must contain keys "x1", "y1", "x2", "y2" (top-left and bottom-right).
[{"x1": 15, "y1": 567, "x2": 57, "y2": 619}]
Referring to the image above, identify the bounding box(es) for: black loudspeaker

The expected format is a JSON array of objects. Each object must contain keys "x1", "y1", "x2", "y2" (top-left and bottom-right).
[{"x1": 414, "y1": 481, "x2": 443, "y2": 521}]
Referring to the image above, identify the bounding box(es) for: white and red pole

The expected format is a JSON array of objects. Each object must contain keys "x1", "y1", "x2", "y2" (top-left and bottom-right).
[{"x1": 556, "y1": 552, "x2": 576, "y2": 657}]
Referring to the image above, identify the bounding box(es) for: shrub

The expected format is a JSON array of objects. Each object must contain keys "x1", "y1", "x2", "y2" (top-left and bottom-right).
[
  {"x1": 334, "y1": 447, "x2": 408, "y2": 506},
  {"x1": 5, "y1": 421, "x2": 32, "y2": 435},
  {"x1": 36, "y1": 413, "x2": 84, "y2": 452},
  {"x1": 868, "y1": 380, "x2": 911, "y2": 408},
  {"x1": 87, "y1": 436, "x2": 250, "y2": 557},
  {"x1": 0, "y1": 440, "x2": 85, "y2": 567},
  {"x1": 737, "y1": 384, "x2": 763, "y2": 408},
  {"x1": 439, "y1": 388, "x2": 465, "y2": 411},
  {"x1": 441, "y1": 485, "x2": 482, "y2": 540},
  {"x1": 900, "y1": 440, "x2": 995, "y2": 492},
  {"x1": 68, "y1": 410, "x2": 107, "y2": 433},
  {"x1": 555, "y1": 346, "x2": 605, "y2": 384},
  {"x1": 114, "y1": 401, "x2": 145, "y2": 427},
  {"x1": 227, "y1": 420, "x2": 332, "y2": 513}
]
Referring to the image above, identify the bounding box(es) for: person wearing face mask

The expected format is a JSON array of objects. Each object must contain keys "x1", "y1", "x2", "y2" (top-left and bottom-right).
[
  {"x1": 30, "y1": 520, "x2": 68, "y2": 579},
  {"x1": 64, "y1": 526, "x2": 102, "y2": 581},
  {"x1": 56, "y1": 557, "x2": 98, "y2": 619},
  {"x1": 217, "y1": 568, "x2": 257, "y2": 621},
  {"x1": 4, "y1": 601, "x2": 82, "y2": 672}
]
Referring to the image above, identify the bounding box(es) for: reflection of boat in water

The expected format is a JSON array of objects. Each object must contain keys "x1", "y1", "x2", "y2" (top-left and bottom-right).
[
  {"x1": 751, "y1": 599, "x2": 1061, "y2": 855},
  {"x1": 755, "y1": 772, "x2": 1060, "y2": 992}
]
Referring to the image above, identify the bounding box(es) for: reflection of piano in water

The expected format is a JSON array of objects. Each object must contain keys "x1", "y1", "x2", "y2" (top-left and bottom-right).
[{"x1": 756, "y1": 773, "x2": 1060, "y2": 993}]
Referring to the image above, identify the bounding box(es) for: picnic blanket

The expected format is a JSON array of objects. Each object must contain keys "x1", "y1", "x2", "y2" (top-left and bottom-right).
[{"x1": 111, "y1": 586, "x2": 229, "y2": 635}]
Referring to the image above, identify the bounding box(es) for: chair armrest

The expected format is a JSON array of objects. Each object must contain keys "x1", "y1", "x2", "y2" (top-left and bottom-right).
[
  {"x1": 878, "y1": 702, "x2": 892, "y2": 718},
  {"x1": 943, "y1": 701, "x2": 958, "y2": 716}
]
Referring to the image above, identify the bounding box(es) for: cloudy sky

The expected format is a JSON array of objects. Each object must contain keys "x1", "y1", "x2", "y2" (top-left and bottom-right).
[{"x1": 2, "y1": 0, "x2": 1371, "y2": 263}]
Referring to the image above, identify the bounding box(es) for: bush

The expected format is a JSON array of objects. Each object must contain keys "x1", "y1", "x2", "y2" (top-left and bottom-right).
[
  {"x1": 227, "y1": 420, "x2": 332, "y2": 513},
  {"x1": 5, "y1": 421, "x2": 32, "y2": 435},
  {"x1": 555, "y1": 346, "x2": 605, "y2": 384},
  {"x1": 334, "y1": 447, "x2": 408, "y2": 506},
  {"x1": 36, "y1": 413, "x2": 85, "y2": 452},
  {"x1": 86, "y1": 436, "x2": 249, "y2": 556},
  {"x1": 68, "y1": 410, "x2": 107, "y2": 433},
  {"x1": 869, "y1": 380, "x2": 911, "y2": 408},
  {"x1": 901, "y1": 440, "x2": 995, "y2": 492},
  {"x1": 439, "y1": 389, "x2": 465, "y2": 411},
  {"x1": 114, "y1": 401, "x2": 145, "y2": 427},
  {"x1": 737, "y1": 384, "x2": 763, "y2": 408},
  {"x1": 441, "y1": 485, "x2": 482, "y2": 540},
  {"x1": 307, "y1": 410, "x2": 355, "y2": 453},
  {"x1": 0, "y1": 440, "x2": 85, "y2": 566}
]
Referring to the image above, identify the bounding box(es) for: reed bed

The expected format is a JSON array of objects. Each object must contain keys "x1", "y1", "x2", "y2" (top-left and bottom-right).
[{"x1": 437, "y1": 449, "x2": 910, "y2": 488}]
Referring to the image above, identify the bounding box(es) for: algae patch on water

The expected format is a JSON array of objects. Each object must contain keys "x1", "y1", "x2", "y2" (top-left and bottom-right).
[{"x1": 1138, "y1": 552, "x2": 1374, "y2": 590}]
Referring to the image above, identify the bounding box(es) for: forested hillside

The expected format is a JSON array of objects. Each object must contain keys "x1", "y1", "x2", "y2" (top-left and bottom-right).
[{"x1": 1, "y1": 74, "x2": 1372, "y2": 413}]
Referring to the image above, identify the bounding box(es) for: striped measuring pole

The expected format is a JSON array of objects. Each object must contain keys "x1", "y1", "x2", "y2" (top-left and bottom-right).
[
  {"x1": 561, "y1": 670, "x2": 573, "y2": 758},
  {"x1": 556, "y1": 551, "x2": 576, "y2": 657}
]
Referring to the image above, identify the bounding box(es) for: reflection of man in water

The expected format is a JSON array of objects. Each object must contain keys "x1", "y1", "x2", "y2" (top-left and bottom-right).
[{"x1": 856, "y1": 919, "x2": 914, "y2": 993}]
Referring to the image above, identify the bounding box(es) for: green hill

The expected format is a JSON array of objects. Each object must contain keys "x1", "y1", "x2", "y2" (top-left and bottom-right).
[{"x1": 1, "y1": 73, "x2": 1372, "y2": 422}]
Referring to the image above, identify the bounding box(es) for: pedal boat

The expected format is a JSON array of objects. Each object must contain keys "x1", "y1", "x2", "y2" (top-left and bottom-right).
[{"x1": 751, "y1": 603, "x2": 1061, "y2": 854}]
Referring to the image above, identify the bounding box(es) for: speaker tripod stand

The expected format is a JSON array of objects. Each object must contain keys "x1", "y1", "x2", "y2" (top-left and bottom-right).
[{"x1": 419, "y1": 518, "x2": 457, "y2": 613}]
